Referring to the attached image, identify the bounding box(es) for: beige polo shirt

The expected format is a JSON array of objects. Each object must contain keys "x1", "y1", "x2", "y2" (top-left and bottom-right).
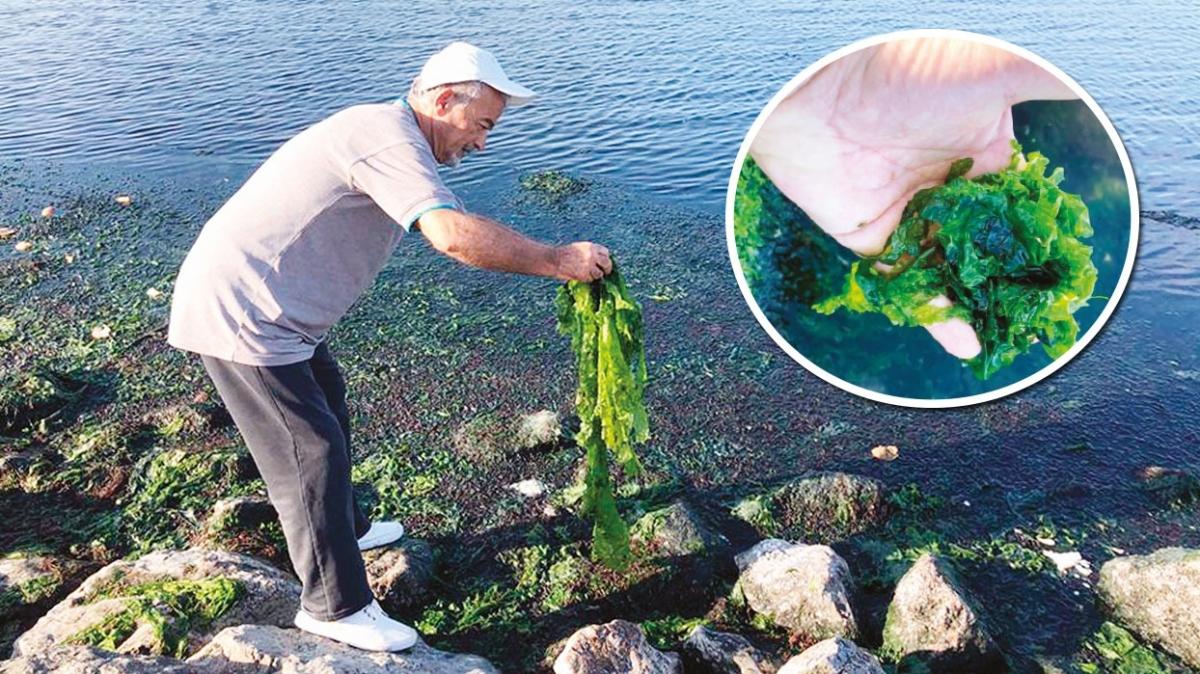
[{"x1": 168, "y1": 102, "x2": 459, "y2": 366}]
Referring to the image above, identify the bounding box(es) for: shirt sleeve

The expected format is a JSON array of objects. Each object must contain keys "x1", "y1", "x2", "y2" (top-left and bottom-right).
[{"x1": 348, "y1": 142, "x2": 459, "y2": 231}]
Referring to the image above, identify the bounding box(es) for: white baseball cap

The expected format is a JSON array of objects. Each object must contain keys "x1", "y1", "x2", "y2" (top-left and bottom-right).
[{"x1": 417, "y1": 41, "x2": 537, "y2": 107}]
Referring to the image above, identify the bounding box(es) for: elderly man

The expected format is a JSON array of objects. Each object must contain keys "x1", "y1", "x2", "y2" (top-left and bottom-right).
[{"x1": 168, "y1": 42, "x2": 610, "y2": 651}]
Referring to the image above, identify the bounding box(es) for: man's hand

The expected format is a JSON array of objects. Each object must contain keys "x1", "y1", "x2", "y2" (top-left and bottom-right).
[
  {"x1": 417, "y1": 208, "x2": 612, "y2": 282},
  {"x1": 553, "y1": 242, "x2": 612, "y2": 282},
  {"x1": 750, "y1": 37, "x2": 1075, "y2": 359}
]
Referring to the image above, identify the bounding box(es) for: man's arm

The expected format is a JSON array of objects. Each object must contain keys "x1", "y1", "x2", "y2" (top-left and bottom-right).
[{"x1": 416, "y1": 208, "x2": 611, "y2": 282}]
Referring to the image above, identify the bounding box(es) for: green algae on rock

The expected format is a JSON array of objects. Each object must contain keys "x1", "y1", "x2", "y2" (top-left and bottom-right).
[
  {"x1": 815, "y1": 145, "x2": 1098, "y2": 379},
  {"x1": 556, "y1": 262, "x2": 649, "y2": 570},
  {"x1": 519, "y1": 170, "x2": 589, "y2": 204},
  {"x1": 66, "y1": 576, "x2": 243, "y2": 657}
]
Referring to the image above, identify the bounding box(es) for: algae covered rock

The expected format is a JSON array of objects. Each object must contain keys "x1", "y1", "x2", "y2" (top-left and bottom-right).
[
  {"x1": 1097, "y1": 547, "x2": 1200, "y2": 668},
  {"x1": 880, "y1": 553, "x2": 1002, "y2": 672},
  {"x1": 1137, "y1": 466, "x2": 1200, "y2": 507},
  {"x1": 734, "y1": 539, "x2": 858, "y2": 642},
  {"x1": 188, "y1": 624, "x2": 499, "y2": 673},
  {"x1": 681, "y1": 625, "x2": 778, "y2": 674},
  {"x1": 0, "y1": 369, "x2": 79, "y2": 435},
  {"x1": 732, "y1": 473, "x2": 888, "y2": 543},
  {"x1": 777, "y1": 638, "x2": 884, "y2": 674},
  {"x1": 1, "y1": 556, "x2": 90, "y2": 657},
  {"x1": 553, "y1": 619, "x2": 682, "y2": 674},
  {"x1": 363, "y1": 538, "x2": 434, "y2": 613},
  {"x1": 0, "y1": 644, "x2": 195, "y2": 674},
  {"x1": 12, "y1": 549, "x2": 300, "y2": 658},
  {"x1": 632, "y1": 501, "x2": 728, "y2": 557},
  {"x1": 452, "y1": 409, "x2": 562, "y2": 464},
  {"x1": 203, "y1": 495, "x2": 287, "y2": 566}
]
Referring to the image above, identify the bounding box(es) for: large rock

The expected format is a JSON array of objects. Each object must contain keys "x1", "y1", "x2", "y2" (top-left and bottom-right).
[
  {"x1": 2, "y1": 556, "x2": 91, "y2": 657},
  {"x1": 632, "y1": 502, "x2": 728, "y2": 557},
  {"x1": 553, "y1": 620, "x2": 682, "y2": 674},
  {"x1": 735, "y1": 540, "x2": 857, "y2": 642},
  {"x1": 732, "y1": 473, "x2": 888, "y2": 543},
  {"x1": 12, "y1": 549, "x2": 300, "y2": 658},
  {"x1": 680, "y1": 625, "x2": 777, "y2": 674},
  {"x1": 777, "y1": 638, "x2": 884, "y2": 674},
  {"x1": 0, "y1": 644, "x2": 195, "y2": 673},
  {"x1": 189, "y1": 624, "x2": 499, "y2": 673},
  {"x1": 453, "y1": 410, "x2": 562, "y2": 464},
  {"x1": 1098, "y1": 547, "x2": 1200, "y2": 668},
  {"x1": 363, "y1": 539, "x2": 434, "y2": 613},
  {"x1": 881, "y1": 554, "x2": 1002, "y2": 672}
]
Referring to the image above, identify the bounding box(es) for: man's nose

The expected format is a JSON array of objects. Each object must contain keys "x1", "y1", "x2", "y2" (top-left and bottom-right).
[{"x1": 475, "y1": 133, "x2": 488, "y2": 152}]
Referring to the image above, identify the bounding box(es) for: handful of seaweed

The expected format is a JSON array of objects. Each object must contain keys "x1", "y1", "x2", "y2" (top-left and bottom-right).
[
  {"x1": 815, "y1": 145, "x2": 1098, "y2": 379},
  {"x1": 555, "y1": 262, "x2": 649, "y2": 569}
]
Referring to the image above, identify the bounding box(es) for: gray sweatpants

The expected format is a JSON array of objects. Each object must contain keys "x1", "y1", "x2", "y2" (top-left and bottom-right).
[{"x1": 201, "y1": 342, "x2": 373, "y2": 621}]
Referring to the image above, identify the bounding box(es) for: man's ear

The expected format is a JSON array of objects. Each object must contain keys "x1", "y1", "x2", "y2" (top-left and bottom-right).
[{"x1": 434, "y1": 88, "x2": 455, "y2": 115}]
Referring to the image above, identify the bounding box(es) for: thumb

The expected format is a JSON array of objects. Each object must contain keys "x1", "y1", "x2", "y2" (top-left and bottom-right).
[{"x1": 922, "y1": 295, "x2": 981, "y2": 359}]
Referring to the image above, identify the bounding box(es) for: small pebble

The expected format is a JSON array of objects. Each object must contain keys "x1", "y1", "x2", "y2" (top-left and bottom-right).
[
  {"x1": 146, "y1": 287, "x2": 163, "y2": 300},
  {"x1": 0, "y1": 227, "x2": 16, "y2": 239},
  {"x1": 91, "y1": 324, "x2": 112, "y2": 340},
  {"x1": 508, "y1": 478, "x2": 547, "y2": 499},
  {"x1": 115, "y1": 195, "x2": 133, "y2": 206},
  {"x1": 41, "y1": 206, "x2": 55, "y2": 218},
  {"x1": 870, "y1": 444, "x2": 899, "y2": 461},
  {"x1": 14, "y1": 241, "x2": 32, "y2": 252},
  {"x1": 962, "y1": 500, "x2": 971, "y2": 507}
]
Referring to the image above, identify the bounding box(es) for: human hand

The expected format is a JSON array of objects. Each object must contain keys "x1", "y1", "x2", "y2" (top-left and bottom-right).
[
  {"x1": 750, "y1": 37, "x2": 1075, "y2": 359},
  {"x1": 554, "y1": 242, "x2": 612, "y2": 282}
]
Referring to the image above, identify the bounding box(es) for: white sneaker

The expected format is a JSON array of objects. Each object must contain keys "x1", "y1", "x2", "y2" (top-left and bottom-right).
[
  {"x1": 294, "y1": 599, "x2": 419, "y2": 652},
  {"x1": 357, "y1": 521, "x2": 405, "y2": 551}
]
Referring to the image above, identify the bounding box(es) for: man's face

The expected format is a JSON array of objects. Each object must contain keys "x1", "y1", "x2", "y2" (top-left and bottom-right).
[{"x1": 430, "y1": 85, "x2": 506, "y2": 167}]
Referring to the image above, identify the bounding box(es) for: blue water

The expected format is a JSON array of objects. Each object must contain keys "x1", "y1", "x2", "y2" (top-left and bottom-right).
[{"x1": 0, "y1": 1, "x2": 1197, "y2": 216}]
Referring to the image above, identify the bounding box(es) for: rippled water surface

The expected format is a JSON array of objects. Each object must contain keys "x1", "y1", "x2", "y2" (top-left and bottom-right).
[{"x1": 1, "y1": 0, "x2": 1198, "y2": 214}]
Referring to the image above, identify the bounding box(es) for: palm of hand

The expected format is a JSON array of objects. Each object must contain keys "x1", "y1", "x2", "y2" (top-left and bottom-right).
[{"x1": 751, "y1": 58, "x2": 1019, "y2": 256}]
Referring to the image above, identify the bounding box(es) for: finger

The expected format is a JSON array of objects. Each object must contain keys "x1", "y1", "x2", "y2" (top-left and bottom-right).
[{"x1": 922, "y1": 295, "x2": 981, "y2": 359}]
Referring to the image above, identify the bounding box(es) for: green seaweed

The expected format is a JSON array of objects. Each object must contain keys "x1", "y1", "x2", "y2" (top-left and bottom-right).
[
  {"x1": 815, "y1": 144, "x2": 1097, "y2": 379},
  {"x1": 555, "y1": 262, "x2": 649, "y2": 569},
  {"x1": 1078, "y1": 622, "x2": 1175, "y2": 674},
  {"x1": 518, "y1": 170, "x2": 589, "y2": 204},
  {"x1": 67, "y1": 576, "x2": 243, "y2": 657}
]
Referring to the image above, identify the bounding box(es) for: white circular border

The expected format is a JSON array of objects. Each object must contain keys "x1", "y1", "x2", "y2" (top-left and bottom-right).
[{"x1": 724, "y1": 28, "x2": 1140, "y2": 409}]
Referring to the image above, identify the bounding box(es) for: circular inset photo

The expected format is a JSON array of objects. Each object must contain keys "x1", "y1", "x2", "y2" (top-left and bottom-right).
[{"x1": 727, "y1": 29, "x2": 1138, "y2": 408}]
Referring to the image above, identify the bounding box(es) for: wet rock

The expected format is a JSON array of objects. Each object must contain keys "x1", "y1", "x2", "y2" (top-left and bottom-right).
[
  {"x1": 202, "y1": 496, "x2": 287, "y2": 567},
  {"x1": 731, "y1": 473, "x2": 888, "y2": 543},
  {"x1": 12, "y1": 549, "x2": 300, "y2": 658},
  {"x1": 734, "y1": 539, "x2": 857, "y2": 642},
  {"x1": 0, "y1": 371, "x2": 77, "y2": 436},
  {"x1": 1097, "y1": 547, "x2": 1200, "y2": 668},
  {"x1": 189, "y1": 624, "x2": 499, "y2": 673},
  {"x1": 881, "y1": 554, "x2": 1002, "y2": 673},
  {"x1": 0, "y1": 445, "x2": 51, "y2": 475},
  {"x1": 453, "y1": 409, "x2": 562, "y2": 464},
  {"x1": 553, "y1": 619, "x2": 682, "y2": 674},
  {"x1": 632, "y1": 501, "x2": 728, "y2": 557},
  {"x1": 206, "y1": 495, "x2": 277, "y2": 534},
  {"x1": 777, "y1": 638, "x2": 884, "y2": 674},
  {"x1": 363, "y1": 538, "x2": 434, "y2": 613},
  {"x1": 681, "y1": 625, "x2": 777, "y2": 673},
  {"x1": 1137, "y1": 466, "x2": 1200, "y2": 506},
  {"x1": 0, "y1": 644, "x2": 194, "y2": 673}
]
